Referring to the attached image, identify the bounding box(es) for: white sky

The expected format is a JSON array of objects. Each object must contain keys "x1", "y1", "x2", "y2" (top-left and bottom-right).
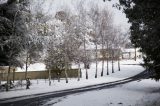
[
  {"x1": 1, "y1": 0, "x2": 130, "y2": 30},
  {"x1": 31, "y1": 0, "x2": 130, "y2": 32}
]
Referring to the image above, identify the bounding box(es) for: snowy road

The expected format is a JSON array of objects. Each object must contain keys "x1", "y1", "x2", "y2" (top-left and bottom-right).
[
  {"x1": 42, "y1": 79, "x2": 160, "y2": 106},
  {"x1": 0, "y1": 71, "x2": 149, "y2": 106}
]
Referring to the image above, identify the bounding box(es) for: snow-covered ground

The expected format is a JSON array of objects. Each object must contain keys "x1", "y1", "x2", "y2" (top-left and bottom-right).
[
  {"x1": 0, "y1": 59, "x2": 144, "y2": 100},
  {"x1": 73, "y1": 59, "x2": 144, "y2": 79},
  {"x1": 43, "y1": 79, "x2": 160, "y2": 106},
  {"x1": 16, "y1": 63, "x2": 46, "y2": 72}
]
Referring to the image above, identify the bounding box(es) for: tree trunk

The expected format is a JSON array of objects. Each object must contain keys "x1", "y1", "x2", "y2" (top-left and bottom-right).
[
  {"x1": 118, "y1": 59, "x2": 120, "y2": 71},
  {"x1": 58, "y1": 76, "x2": 60, "y2": 82},
  {"x1": 25, "y1": 54, "x2": 29, "y2": 80},
  {"x1": 101, "y1": 37, "x2": 104, "y2": 77},
  {"x1": 106, "y1": 41, "x2": 109, "y2": 75},
  {"x1": 101, "y1": 60, "x2": 104, "y2": 76},
  {"x1": 48, "y1": 69, "x2": 51, "y2": 86},
  {"x1": 13, "y1": 68, "x2": 15, "y2": 83},
  {"x1": 25, "y1": 65, "x2": 28, "y2": 79},
  {"x1": 77, "y1": 61, "x2": 81, "y2": 81},
  {"x1": 64, "y1": 54, "x2": 68, "y2": 83},
  {"x1": 83, "y1": 31, "x2": 88, "y2": 80},
  {"x1": 112, "y1": 48, "x2": 114, "y2": 73},
  {"x1": 107, "y1": 57, "x2": 109, "y2": 75},
  {"x1": 135, "y1": 48, "x2": 137, "y2": 61},
  {"x1": 6, "y1": 65, "x2": 11, "y2": 91},
  {"x1": 57, "y1": 73, "x2": 60, "y2": 82},
  {"x1": 64, "y1": 68, "x2": 68, "y2": 83},
  {"x1": 0, "y1": 71, "x2": 1, "y2": 85},
  {"x1": 86, "y1": 68, "x2": 88, "y2": 79},
  {"x1": 95, "y1": 42, "x2": 98, "y2": 78},
  {"x1": 118, "y1": 49, "x2": 120, "y2": 71},
  {"x1": 25, "y1": 56, "x2": 29, "y2": 89},
  {"x1": 80, "y1": 69, "x2": 82, "y2": 78}
]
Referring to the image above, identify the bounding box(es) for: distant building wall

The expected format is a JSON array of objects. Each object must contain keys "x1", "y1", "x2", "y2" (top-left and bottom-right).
[
  {"x1": 87, "y1": 48, "x2": 121, "y2": 61},
  {"x1": 122, "y1": 48, "x2": 143, "y2": 59},
  {"x1": 122, "y1": 52, "x2": 142, "y2": 59}
]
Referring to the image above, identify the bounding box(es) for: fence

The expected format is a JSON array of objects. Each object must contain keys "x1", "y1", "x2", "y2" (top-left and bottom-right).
[{"x1": 0, "y1": 69, "x2": 79, "y2": 81}]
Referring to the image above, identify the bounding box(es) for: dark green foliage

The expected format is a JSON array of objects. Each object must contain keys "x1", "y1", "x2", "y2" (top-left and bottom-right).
[
  {"x1": 0, "y1": 0, "x2": 29, "y2": 66},
  {"x1": 118, "y1": 0, "x2": 160, "y2": 80}
]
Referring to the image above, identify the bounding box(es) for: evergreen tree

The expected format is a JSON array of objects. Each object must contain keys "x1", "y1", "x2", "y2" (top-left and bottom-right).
[
  {"x1": 119, "y1": 0, "x2": 160, "y2": 80},
  {"x1": 0, "y1": 0, "x2": 30, "y2": 91},
  {"x1": 0, "y1": 0, "x2": 29, "y2": 66},
  {"x1": 103, "y1": 0, "x2": 160, "y2": 80}
]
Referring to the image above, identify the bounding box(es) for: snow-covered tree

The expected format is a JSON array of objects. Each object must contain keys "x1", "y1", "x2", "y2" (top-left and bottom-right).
[
  {"x1": 45, "y1": 39, "x2": 65, "y2": 84},
  {"x1": 20, "y1": 36, "x2": 43, "y2": 80},
  {"x1": 100, "y1": 8, "x2": 113, "y2": 76},
  {"x1": 88, "y1": 3, "x2": 102, "y2": 78},
  {"x1": 0, "y1": 0, "x2": 29, "y2": 65},
  {"x1": 76, "y1": 1, "x2": 90, "y2": 79},
  {"x1": 70, "y1": 15, "x2": 84, "y2": 81},
  {"x1": 102, "y1": 13, "x2": 113, "y2": 75},
  {"x1": 114, "y1": 27, "x2": 129, "y2": 71},
  {"x1": 0, "y1": 0, "x2": 31, "y2": 91}
]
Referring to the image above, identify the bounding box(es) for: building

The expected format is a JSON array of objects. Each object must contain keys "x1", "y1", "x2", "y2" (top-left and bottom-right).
[
  {"x1": 121, "y1": 48, "x2": 143, "y2": 59},
  {"x1": 80, "y1": 44, "x2": 121, "y2": 61}
]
